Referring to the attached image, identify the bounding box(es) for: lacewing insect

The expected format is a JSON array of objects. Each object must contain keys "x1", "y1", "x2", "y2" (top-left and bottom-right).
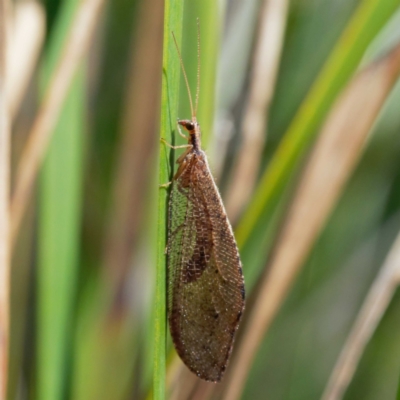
[{"x1": 162, "y1": 22, "x2": 245, "y2": 382}]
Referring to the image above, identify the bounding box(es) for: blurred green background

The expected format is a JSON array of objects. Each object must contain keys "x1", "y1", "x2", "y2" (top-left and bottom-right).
[{"x1": 7, "y1": 0, "x2": 400, "y2": 399}]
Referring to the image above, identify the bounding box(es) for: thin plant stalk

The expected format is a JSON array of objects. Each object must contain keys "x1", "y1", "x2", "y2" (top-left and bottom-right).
[
  {"x1": 7, "y1": 0, "x2": 45, "y2": 118},
  {"x1": 225, "y1": 0, "x2": 289, "y2": 222},
  {"x1": 154, "y1": 1, "x2": 184, "y2": 398},
  {"x1": 322, "y1": 229, "x2": 400, "y2": 400},
  {"x1": 211, "y1": 0, "x2": 261, "y2": 179},
  {"x1": 0, "y1": 0, "x2": 10, "y2": 397}
]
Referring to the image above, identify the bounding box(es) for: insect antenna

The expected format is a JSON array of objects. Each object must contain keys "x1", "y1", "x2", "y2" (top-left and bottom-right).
[
  {"x1": 195, "y1": 18, "x2": 200, "y2": 117},
  {"x1": 172, "y1": 31, "x2": 195, "y2": 118}
]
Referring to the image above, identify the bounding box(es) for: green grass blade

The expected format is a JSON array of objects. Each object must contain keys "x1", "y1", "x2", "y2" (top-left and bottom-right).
[
  {"x1": 154, "y1": 1, "x2": 184, "y2": 398},
  {"x1": 38, "y1": 71, "x2": 84, "y2": 400},
  {"x1": 37, "y1": 1, "x2": 83, "y2": 398},
  {"x1": 235, "y1": 0, "x2": 400, "y2": 249},
  {"x1": 70, "y1": 282, "x2": 138, "y2": 400}
]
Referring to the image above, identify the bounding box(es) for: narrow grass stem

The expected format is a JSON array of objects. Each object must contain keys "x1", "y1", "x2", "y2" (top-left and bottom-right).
[{"x1": 0, "y1": 0, "x2": 10, "y2": 396}]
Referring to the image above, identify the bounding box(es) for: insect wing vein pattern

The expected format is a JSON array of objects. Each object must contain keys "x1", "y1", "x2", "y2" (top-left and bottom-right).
[{"x1": 167, "y1": 149, "x2": 245, "y2": 382}]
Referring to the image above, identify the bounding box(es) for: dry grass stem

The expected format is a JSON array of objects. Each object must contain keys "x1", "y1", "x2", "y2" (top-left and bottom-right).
[
  {"x1": 166, "y1": 354, "x2": 184, "y2": 399},
  {"x1": 169, "y1": 365, "x2": 214, "y2": 400},
  {"x1": 222, "y1": 43, "x2": 400, "y2": 400},
  {"x1": 7, "y1": 0, "x2": 45, "y2": 118},
  {"x1": 0, "y1": 0, "x2": 10, "y2": 397},
  {"x1": 225, "y1": 0, "x2": 288, "y2": 222},
  {"x1": 168, "y1": 365, "x2": 199, "y2": 400},
  {"x1": 321, "y1": 229, "x2": 400, "y2": 400},
  {"x1": 10, "y1": 0, "x2": 106, "y2": 249}
]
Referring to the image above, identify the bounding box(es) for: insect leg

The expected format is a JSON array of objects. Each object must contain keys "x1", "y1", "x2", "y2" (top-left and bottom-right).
[
  {"x1": 160, "y1": 138, "x2": 191, "y2": 150},
  {"x1": 177, "y1": 119, "x2": 189, "y2": 140}
]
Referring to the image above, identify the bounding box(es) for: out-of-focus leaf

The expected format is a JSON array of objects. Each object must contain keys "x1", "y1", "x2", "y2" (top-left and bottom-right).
[
  {"x1": 37, "y1": 0, "x2": 83, "y2": 398},
  {"x1": 237, "y1": 0, "x2": 400, "y2": 290}
]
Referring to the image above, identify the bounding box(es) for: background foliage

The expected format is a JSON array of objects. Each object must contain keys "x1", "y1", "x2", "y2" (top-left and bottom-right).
[{"x1": 6, "y1": 0, "x2": 400, "y2": 399}]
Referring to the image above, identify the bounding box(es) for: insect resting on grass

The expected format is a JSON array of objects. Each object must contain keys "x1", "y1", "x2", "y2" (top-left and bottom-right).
[{"x1": 161, "y1": 21, "x2": 245, "y2": 382}]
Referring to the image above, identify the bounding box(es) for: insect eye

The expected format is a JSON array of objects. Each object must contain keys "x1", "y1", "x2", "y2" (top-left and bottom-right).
[{"x1": 186, "y1": 122, "x2": 194, "y2": 130}]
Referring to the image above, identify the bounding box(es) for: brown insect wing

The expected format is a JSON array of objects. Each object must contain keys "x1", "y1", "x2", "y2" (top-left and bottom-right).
[{"x1": 167, "y1": 151, "x2": 245, "y2": 382}]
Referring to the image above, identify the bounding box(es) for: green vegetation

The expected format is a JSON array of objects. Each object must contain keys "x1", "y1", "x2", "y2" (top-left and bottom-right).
[{"x1": 7, "y1": 0, "x2": 400, "y2": 399}]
